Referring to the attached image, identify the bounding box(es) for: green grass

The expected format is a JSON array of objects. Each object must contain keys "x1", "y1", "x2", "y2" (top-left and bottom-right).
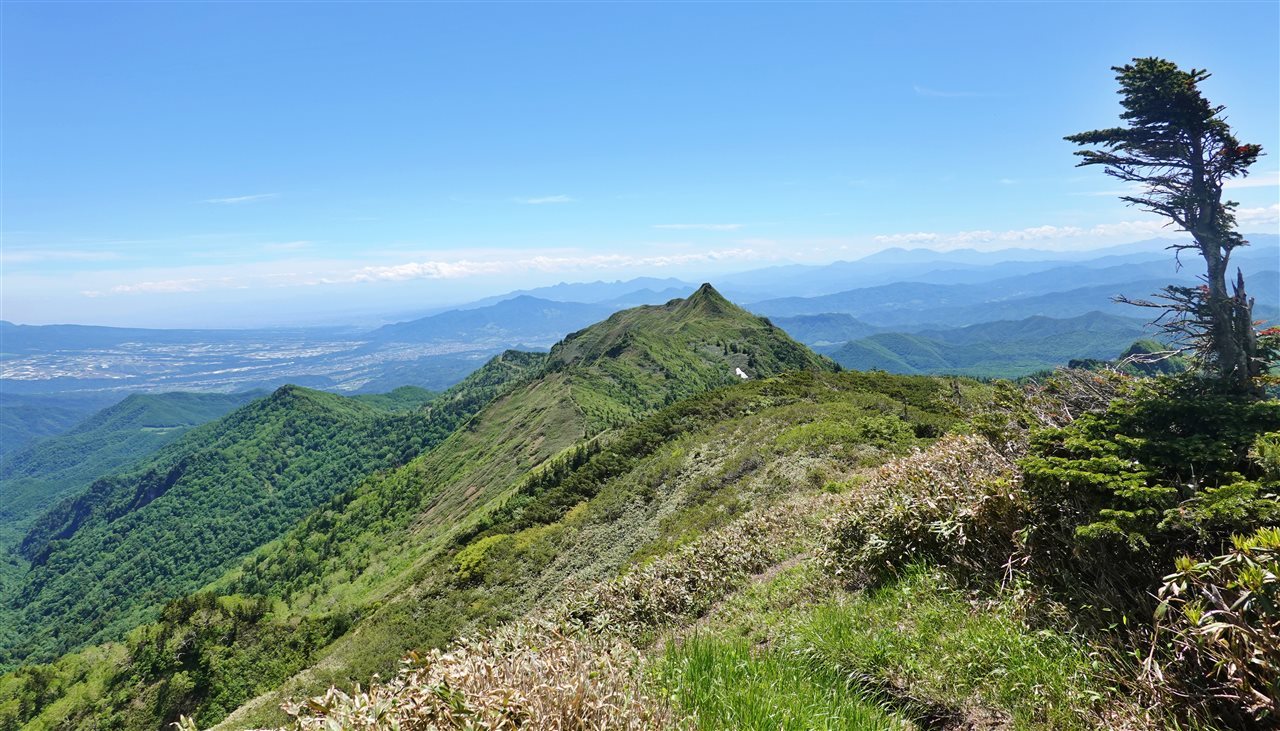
[
  {"x1": 660, "y1": 559, "x2": 1135, "y2": 731},
  {"x1": 659, "y1": 635, "x2": 904, "y2": 730},
  {"x1": 794, "y1": 567, "x2": 1116, "y2": 730}
]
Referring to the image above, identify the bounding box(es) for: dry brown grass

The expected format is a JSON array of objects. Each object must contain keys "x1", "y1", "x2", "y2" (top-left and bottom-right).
[
  {"x1": 555, "y1": 499, "x2": 819, "y2": 640},
  {"x1": 264, "y1": 623, "x2": 674, "y2": 730},
  {"x1": 193, "y1": 496, "x2": 828, "y2": 731},
  {"x1": 822, "y1": 434, "x2": 1026, "y2": 586}
]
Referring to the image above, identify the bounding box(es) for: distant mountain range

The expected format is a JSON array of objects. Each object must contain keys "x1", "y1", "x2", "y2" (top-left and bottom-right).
[
  {"x1": 373, "y1": 296, "x2": 617, "y2": 346},
  {"x1": 749, "y1": 255, "x2": 1279, "y2": 326},
  {"x1": 717, "y1": 233, "x2": 1277, "y2": 300},
  {"x1": 768, "y1": 314, "x2": 885, "y2": 346},
  {"x1": 817, "y1": 311, "x2": 1152, "y2": 379},
  {"x1": 1, "y1": 234, "x2": 1275, "y2": 446},
  {"x1": 457, "y1": 277, "x2": 694, "y2": 308}
]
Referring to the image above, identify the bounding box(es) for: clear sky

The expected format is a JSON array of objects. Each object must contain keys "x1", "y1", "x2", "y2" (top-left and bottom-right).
[{"x1": 3, "y1": 1, "x2": 1278, "y2": 327}]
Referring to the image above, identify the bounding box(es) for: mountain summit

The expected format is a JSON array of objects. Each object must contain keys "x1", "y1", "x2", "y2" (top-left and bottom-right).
[
  {"x1": 674, "y1": 282, "x2": 736, "y2": 317},
  {"x1": 543, "y1": 284, "x2": 831, "y2": 428}
]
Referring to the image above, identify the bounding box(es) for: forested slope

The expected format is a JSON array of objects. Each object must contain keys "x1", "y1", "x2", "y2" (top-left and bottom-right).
[
  {"x1": 0, "y1": 391, "x2": 263, "y2": 549},
  {"x1": 0, "y1": 351, "x2": 545, "y2": 669}
]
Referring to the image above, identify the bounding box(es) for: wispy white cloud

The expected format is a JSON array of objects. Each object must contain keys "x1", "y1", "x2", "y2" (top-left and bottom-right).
[
  {"x1": 84, "y1": 277, "x2": 236, "y2": 297},
  {"x1": 998, "y1": 178, "x2": 1019, "y2": 186},
  {"x1": 204, "y1": 193, "x2": 279, "y2": 204},
  {"x1": 2, "y1": 249, "x2": 123, "y2": 264},
  {"x1": 1225, "y1": 170, "x2": 1280, "y2": 189},
  {"x1": 74, "y1": 246, "x2": 765, "y2": 298},
  {"x1": 350, "y1": 248, "x2": 757, "y2": 284},
  {"x1": 912, "y1": 84, "x2": 996, "y2": 99},
  {"x1": 873, "y1": 219, "x2": 1178, "y2": 249},
  {"x1": 653, "y1": 223, "x2": 744, "y2": 231},
  {"x1": 515, "y1": 195, "x2": 575, "y2": 205},
  {"x1": 1238, "y1": 203, "x2": 1280, "y2": 228}
]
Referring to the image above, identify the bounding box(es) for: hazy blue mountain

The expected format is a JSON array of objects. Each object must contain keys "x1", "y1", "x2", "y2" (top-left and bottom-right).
[
  {"x1": 751, "y1": 262, "x2": 1279, "y2": 328},
  {"x1": 770, "y1": 313, "x2": 885, "y2": 346},
  {"x1": 457, "y1": 277, "x2": 696, "y2": 308},
  {"x1": 821, "y1": 311, "x2": 1151, "y2": 378},
  {"x1": 718, "y1": 233, "x2": 1277, "y2": 300},
  {"x1": 596, "y1": 287, "x2": 694, "y2": 308},
  {"x1": 373, "y1": 295, "x2": 616, "y2": 346}
]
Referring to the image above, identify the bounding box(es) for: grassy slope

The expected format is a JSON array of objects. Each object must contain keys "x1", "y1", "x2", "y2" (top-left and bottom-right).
[
  {"x1": 211, "y1": 284, "x2": 836, "y2": 724},
  {"x1": 0, "y1": 285, "x2": 835, "y2": 730},
  {"x1": 219, "y1": 368, "x2": 961, "y2": 729}
]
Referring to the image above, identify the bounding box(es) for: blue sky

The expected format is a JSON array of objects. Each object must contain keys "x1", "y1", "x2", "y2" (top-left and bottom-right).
[{"x1": 3, "y1": 1, "x2": 1278, "y2": 327}]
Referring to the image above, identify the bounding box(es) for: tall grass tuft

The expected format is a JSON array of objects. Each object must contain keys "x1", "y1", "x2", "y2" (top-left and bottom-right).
[
  {"x1": 659, "y1": 635, "x2": 904, "y2": 731},
  {"x1": 794, "y1": 567, "x2": 1128, "y2": 730}
]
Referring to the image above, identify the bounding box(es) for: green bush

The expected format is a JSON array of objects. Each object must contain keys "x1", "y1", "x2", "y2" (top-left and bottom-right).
[
  {"x1": 823, "y1": 435, "x2": 1024, "y2": 585},
  {"x1": 1019, "y1": 377, "x2": 1280, "y2": 610},
  {"x1": 1154, "y1": 527, "x2": 1280, "y2": 725}
]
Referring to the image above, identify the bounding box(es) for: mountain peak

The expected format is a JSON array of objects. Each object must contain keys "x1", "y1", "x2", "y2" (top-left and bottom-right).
[
  {"x1": 675, "y1": 283, "x2": 734, "y2": 316},
  {"x1": 544, "y1": 284, "x2": 830, "y2": 387}
]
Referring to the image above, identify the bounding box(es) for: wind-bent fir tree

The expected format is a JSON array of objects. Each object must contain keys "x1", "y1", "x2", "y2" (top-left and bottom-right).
[{"x1": 1066, "y1": 57, "x2": 1265, "y2": 393}]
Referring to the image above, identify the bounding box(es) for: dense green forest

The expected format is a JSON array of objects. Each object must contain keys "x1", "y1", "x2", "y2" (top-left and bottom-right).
[
  {"x1": 0, "y1": 353, "x2": 542, "y2": 670},
  {"x1": 0, "y1": 392, "x2": 123, "y2": 462},
  {"x1": 0, "y1": 391, "x2": 264, "y2": 549},
  {"x1": 0, "y1": 285, "x2": 837, "y2": 728}
]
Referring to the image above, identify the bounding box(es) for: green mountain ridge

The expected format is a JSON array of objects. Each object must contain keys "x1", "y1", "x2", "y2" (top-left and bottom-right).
[
  {"x1": 0, "y1": 391, "x2": 264, "y2": 550},
  {"x1": 0, "y1": 392, "x2": 123, "y2": 463},
  {"x1": 0, "y1": 352, "x2": 545, "y2": 668},
  {"x1": 0, "y1": 284, "x2": 841, "y2": 729},
  {"x1": 0, "y1": 281, "x2": 1271, "y2": 731},
  {"x1": 822, "y1": 311, "x2": 1152, "y2": 378}
]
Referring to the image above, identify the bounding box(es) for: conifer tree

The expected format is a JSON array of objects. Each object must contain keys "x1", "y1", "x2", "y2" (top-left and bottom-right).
[{"x1": 1067, "y1": 57, "x2": 1265, "y2": 393}]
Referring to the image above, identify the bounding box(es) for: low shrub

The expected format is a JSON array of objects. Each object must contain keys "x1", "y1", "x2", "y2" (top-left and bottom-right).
[
  {"x1": 1020, "y1": 378, "x2": 1280, "y2": 614},
  {"x1": 822, "y1": 434, "x2": 1025, "y2": 585},
  {"x1": 219, "y1": 623, "x2": 673, "y2": 731},
  {"x1": 1151, "y1": 527, "x2": 1280, "y2": 726},
  {"x1": 557, "y1": 501, "x2": 814, "y2": 639}
]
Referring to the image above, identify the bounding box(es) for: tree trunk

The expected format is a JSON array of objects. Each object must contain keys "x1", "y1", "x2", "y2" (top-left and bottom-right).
[{"x1": 1196, "y1": 232, "x2": 1255, "y2": 392}]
